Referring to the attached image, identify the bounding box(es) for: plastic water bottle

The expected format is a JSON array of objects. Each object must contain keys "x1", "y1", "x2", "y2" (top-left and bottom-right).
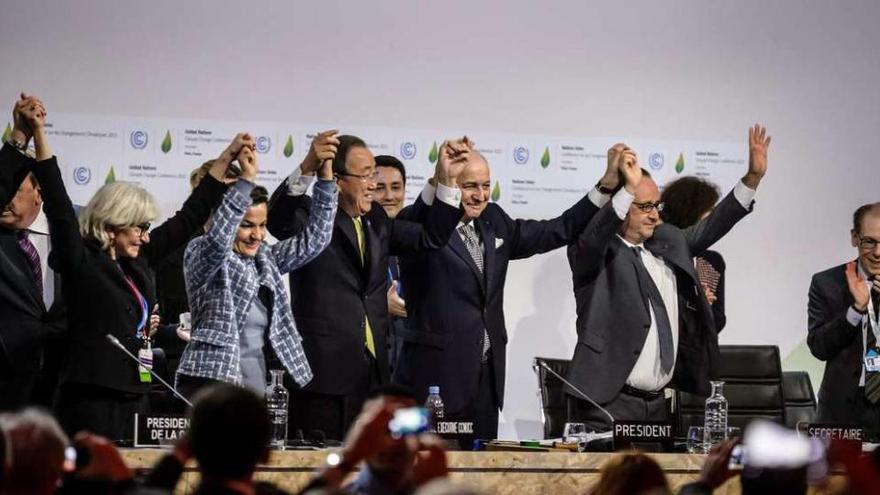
[
  {"x1": 425, "y1": 386, "x2": 445, "y2": 433},
  {"x1": 703, "y1": 380, "x2": 728, "y2": 450},
  {"x1": 266, "y1": 370, "x2": 289, "y2": 450}
]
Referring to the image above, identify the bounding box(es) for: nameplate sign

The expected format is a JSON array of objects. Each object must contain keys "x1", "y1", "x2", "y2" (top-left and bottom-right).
[
  {"x1": 798, "y1": 423, "x2": 863, "y2": 451},
  {"x1": 436, "y1": 421, "x2": 474, "y2": 435},
  {"x1": 133, "y1": 414, "x2": 190, "y2": 448},
  {"x1": 613, "y1": 421, "x2": 673, "y2": 452}
]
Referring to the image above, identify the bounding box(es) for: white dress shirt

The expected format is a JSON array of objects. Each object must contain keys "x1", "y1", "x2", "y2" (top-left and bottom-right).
[{"x1": 610, "y1": 180, "x2": 757, "y2": 391}]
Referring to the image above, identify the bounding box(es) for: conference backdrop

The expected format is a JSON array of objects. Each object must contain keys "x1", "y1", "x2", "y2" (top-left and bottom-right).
[{"x1": 3, "y1": 0, "x2": 879, "y2": 439}]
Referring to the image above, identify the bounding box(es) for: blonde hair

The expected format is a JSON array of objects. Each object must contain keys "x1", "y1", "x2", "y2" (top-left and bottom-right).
[
  {"x1": 79, "y1": 182, "x2": 159, "y2": 250},
  {"x1": 190, "y1": 160, "x2": 215, "y2": 189}
]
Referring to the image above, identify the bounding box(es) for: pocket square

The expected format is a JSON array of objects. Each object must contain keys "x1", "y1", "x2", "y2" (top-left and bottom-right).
[{"x1": 495, "y1": 237, "x2": 505, "y2": 248}]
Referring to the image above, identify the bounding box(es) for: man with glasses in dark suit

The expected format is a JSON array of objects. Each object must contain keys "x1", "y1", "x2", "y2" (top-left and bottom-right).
[
  {"x1": 267, "y1": 133, "x2": 465, "y2": 440},
  {"x1": 565, "y1": 125, "x2": 770, "y2": 431},
  {"x1": 809, "y1": 202, "x2": 880, "y2": 440}
]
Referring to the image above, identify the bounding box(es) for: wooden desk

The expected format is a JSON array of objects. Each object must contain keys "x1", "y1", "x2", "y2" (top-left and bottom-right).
[{"x1": 122, "y1": 449, "x2": 731, "y2": 494}]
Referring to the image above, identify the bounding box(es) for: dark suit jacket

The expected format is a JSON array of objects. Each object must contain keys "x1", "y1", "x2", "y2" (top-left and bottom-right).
[
  {"x1": 392, "y1": 193, "x2": 600, "y2": 415},
  {"x1": 565, "y1": 190, "x2": 750, "y2": 403},
  {"x1": 698, "y1": 250, "x2": 727, "y2": 332},
  {"x1": 266, "y1": 178, "x2": 460, "y2": 395},
  {"x1": 0, "y1": 144, "x2": 66, "y2": 383},
  {"x1": 35, "y1": 158, "x2": 226, "y2": 394},
  {"x1": 807, "y1": 262, "x2": 866, "y2": 423}
]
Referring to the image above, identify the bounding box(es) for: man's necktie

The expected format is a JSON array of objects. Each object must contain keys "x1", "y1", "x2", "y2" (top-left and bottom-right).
[
  {"x1": 459, "y1": 223, "x2": 490, "y2": 362},
  {"x1": 632, "y1": 247, "x2": 675, "y2": 374},
  {"x1": 864, "y1": 289, "x2": 880, "y2": 403},
  {"x1": 16, "y1": 230, "x2": 43, "y2": 297},
  {"x1": 352, "y1": 217, "x2": 376, "y2": 357}
]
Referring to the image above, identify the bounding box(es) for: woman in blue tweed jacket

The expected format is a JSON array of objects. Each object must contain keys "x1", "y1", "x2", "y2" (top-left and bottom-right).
[{"x1": 176, "y1": 144, "x2": 336, "y2": 398}]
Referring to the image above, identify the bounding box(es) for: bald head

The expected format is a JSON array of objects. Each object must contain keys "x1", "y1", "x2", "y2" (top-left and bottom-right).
[{"x1": 458, "y1": 152, "x2": 491, "y2": 221}]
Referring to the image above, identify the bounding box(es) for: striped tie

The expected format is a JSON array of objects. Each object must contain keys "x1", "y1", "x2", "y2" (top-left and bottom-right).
[
  {"x1": 16, "y1": 230, "x2": 43, "y2": 297},
  {"x1": 459, "y1": 223, "x2": 491, "y2": 362}
]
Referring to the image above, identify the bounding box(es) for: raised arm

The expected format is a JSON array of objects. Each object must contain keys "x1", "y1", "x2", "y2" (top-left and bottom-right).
[
  {"x1": 389, "y1": 139, "x2": 466, "y2": 254},
  {"x1": 0, "y1": 95, "x2": 43, "y2": 205},
  {"x1": 26, "y1": 96, "x2": 89, "y2": 274},
  {"x1": 568, "y1": 147, "x2": 641, "y2": 284},
  {"x1": 143, "y1": 134, "x2": 253, "y2": 265},
  {"x1": 683, "y1": 124, "x2": 769, "y2": 254},
  {"x1": 266, "y1": 130, "x2": 338, "y2": 240},
  {"x1": 272, "y1": 159, "x2": 338, "y2": 273}
]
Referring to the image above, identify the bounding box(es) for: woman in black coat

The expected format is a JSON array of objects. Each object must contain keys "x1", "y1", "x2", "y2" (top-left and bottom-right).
[
  {"x1": 27, "y1": 103, "x2": 251, "y2": 440},
  {"x1": 660, "y1": 176, "x2": 727, "y2": 332}
]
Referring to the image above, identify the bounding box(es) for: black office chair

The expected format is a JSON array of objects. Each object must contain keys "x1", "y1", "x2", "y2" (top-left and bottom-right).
[
  {"x1": 674, "y1": 345, "x2": 785, "y2": 438},
  {"x1": 533, "y1": 357, "x2": 571, "y2": 439},
  {"x1": 782, "y1": 371, "x2": 817, "y2": 428}
]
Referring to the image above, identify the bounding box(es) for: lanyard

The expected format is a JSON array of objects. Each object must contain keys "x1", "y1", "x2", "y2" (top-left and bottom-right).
[{"x1": 122, "y1": 274, "x2": 149, "y2": 339}]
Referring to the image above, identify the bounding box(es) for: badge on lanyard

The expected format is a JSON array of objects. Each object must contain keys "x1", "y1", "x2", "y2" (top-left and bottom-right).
[
  {"x1": 865, "y1": 302, "x2": 880, "y2": 373},
  {"x1": 138, "y1": 340, "x2": 153, "y2": 383}
]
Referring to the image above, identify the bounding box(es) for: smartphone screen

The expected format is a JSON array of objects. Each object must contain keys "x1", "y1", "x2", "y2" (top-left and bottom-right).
[{"x1": 388, "y1": 407, "x2": 429, "y2": 438}]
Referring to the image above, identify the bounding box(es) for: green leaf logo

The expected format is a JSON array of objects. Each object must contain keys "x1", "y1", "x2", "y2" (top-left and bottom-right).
[
  {"x1": 540, "y1": 146, "x2": 551, "y2": 168},
  {"x1": 283, "y1": 135, "x2": 294, "y2": 158},
  {"x1": 675, "y1": 152, "x2": 685, "y2": 174},
  {"x1": 161, "y1": 131, "x2": 172, "y2": 154},
  {"x1": 428, "y1": 141, "x2": 438, "y2": 164},
  {"x1": 105, "y1": 165, "x2": 116, "y2": 184},
  {"x1": 491, "y1": 181, "x2": 501, "y2": 202},
  {"x1": 1, "y1": 123, "x2": 11, "y2": 142}
]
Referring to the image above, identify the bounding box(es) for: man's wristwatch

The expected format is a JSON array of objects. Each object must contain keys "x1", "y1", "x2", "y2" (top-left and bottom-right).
[{"x1": 597, "y1": 183, "x2": 616, "y2": 195}]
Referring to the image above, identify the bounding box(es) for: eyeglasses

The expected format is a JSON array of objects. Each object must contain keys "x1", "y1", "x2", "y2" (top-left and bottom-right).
[
  {"x1": 631, "y1": 201, "x2": 665, "y2": 213},
  {"x1": 858, "y1": 236, "x2": 880, "y2": 251},
  {"x1": 123, "y1": 223, "x2": 151, "y2": 237},
  {"x1": 337, "y1": 169, "x2": 380, "y2": 183}
]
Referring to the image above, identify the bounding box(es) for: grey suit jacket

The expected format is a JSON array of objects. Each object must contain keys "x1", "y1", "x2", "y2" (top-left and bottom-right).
[{"x1": 565, "y1": 189, "x2": 751, "y2": 403}]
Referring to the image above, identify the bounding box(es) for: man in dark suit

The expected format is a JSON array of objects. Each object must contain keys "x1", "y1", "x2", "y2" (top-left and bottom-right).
[
  {"x1": 808, "y1": 203, "x2": 880, "y2": 440},
  {"x1": 392, "y1": 143, "x2": 620, "y2": 440},
  {"x1": 374, "y1": 155, "x2": 408, "y2": 372},
  {"x1": 267, "y1": 132, "x2": 464, "y2": 440},
  {"x1": 0, "y1": 94, "x2": 66, "y2": 411},
  {"x1": 565, "y1": 125, "x2": 770, "y2": 431}
]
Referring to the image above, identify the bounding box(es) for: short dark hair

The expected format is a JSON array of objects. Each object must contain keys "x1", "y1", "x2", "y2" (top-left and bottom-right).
[
  {"x1": 660, "y1": 176, "x2": 721, "y2": 229},
  {"x1": 375, "y1": 155, "x2": 406, "y2": 185},
  {"x1": 853, "y1": 202, "x2": 880, "y2": 234},
  {"x1": 333, "y1": 135, "x2": 368, "y2": 176},
  {"x1": 189, "y1": 384, "x2": 270, "y2": 480},
  {"x1": 251, "y1": 185, "x2": 269, "y2": 206},
  {"x1": 366, "y1": 383, "x2": 417, "y2": 402}
]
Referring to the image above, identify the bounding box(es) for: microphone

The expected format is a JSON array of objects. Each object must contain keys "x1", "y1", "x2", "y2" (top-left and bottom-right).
[
  {"x1": 105, "y1": 334, "x2": 193, "y2": 407},
  {"x1": 533, "y1": 358, "x2": 615, "y2": 425}
]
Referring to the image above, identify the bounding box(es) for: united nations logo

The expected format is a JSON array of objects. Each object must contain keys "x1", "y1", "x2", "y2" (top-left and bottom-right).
[
  {"x1": 400, "y1": 142, "x2": 417, "y2": 160},
  {"x1": 513, "y1": 146, "x2": 530, "y2": 165},
  {"x1": 648, "y1": 152, "x2": 665, "y2": 170},
  {"x1": 73, "y1": 166, "x2": 91, "y2": 185},
  {"x1": 255, "y1": 136, "x2": 272, "y2": 154},
  {"x1": 130, "y1": 130, "x2": 148, "y2": 150}
]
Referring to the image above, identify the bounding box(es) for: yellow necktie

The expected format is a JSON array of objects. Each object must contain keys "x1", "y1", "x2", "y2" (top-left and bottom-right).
[{"x1": 352, "y1": 217, "x2": 376, "y2": 357}]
